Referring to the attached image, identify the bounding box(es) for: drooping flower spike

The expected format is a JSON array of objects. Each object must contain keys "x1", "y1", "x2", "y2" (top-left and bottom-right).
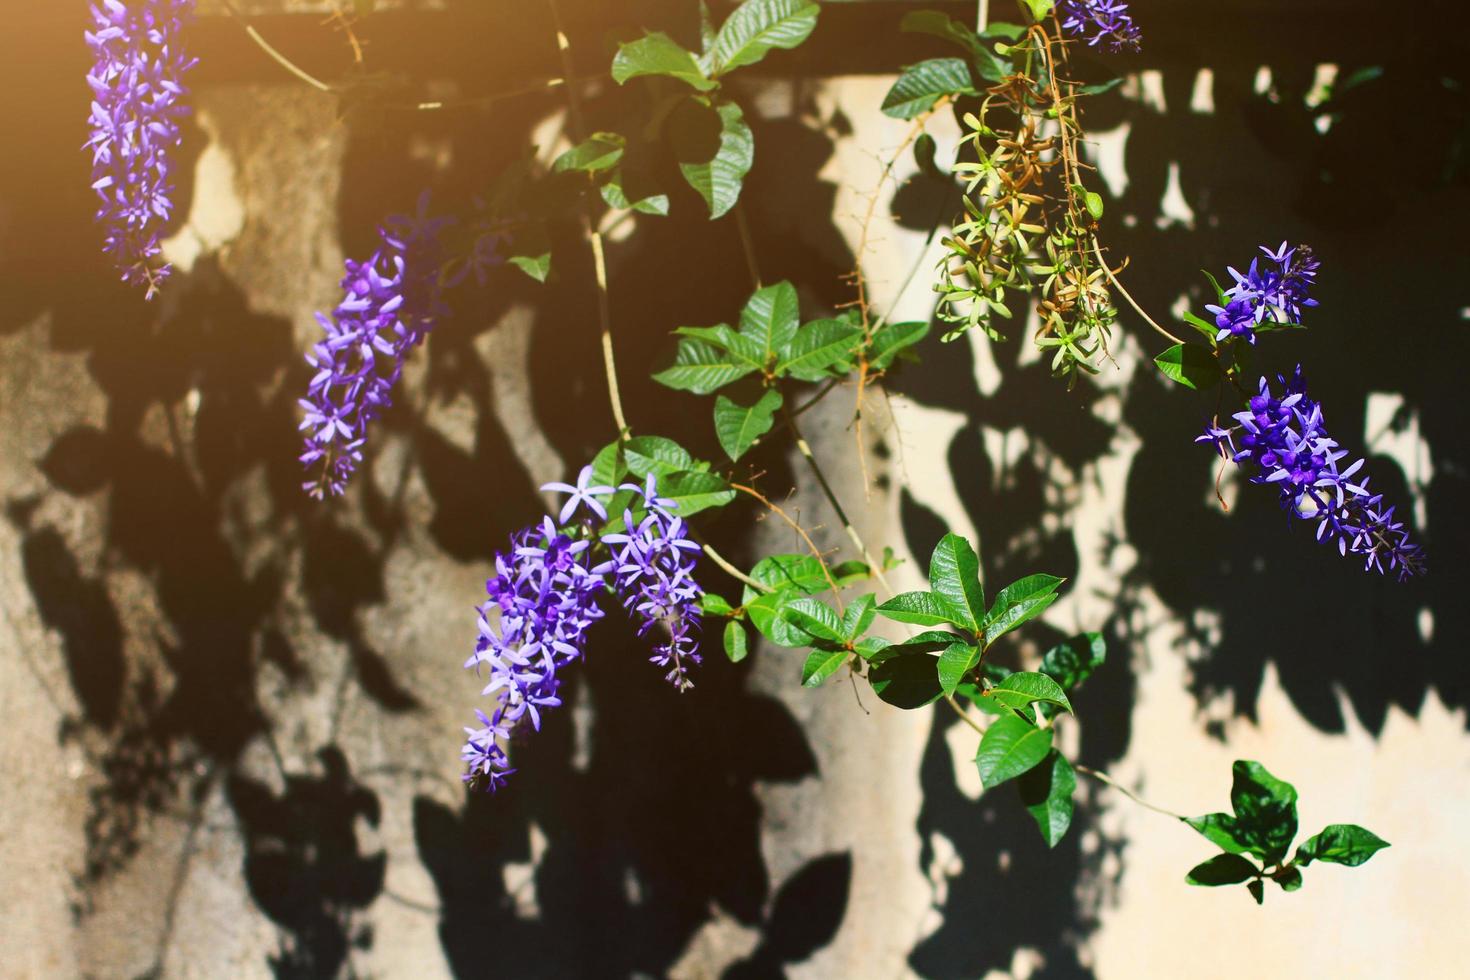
[
  {"x1": 298, "y1": 196, "x2": 452, "y2": 498},
  {"x1": 85, "y1": 0, "x2": 199, "y2": 297},
  {"x1": 460, "y1": 472, "x2": 705, "y2": 790},
  {"x1": 1199, "y1": 367, "x2": 1425, "y2": 581}
]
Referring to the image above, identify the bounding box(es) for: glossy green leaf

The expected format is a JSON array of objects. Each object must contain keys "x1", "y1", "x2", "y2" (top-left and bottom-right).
[
  {"x1": 840, "y1": 594, "x2": 877, "y2": 642},
  {"x1": 1274, "y1": 867, "x2": 1304, "y2": 892},
  {"x1": 678, "y1": 100, "x2": 754, "y2": 219},
  {"x1": 1185, "y1": 853, "x2": 1259, "y2": 887},
  {"x1": 740, "y1": 281, "x2": 801, "y2": 362},
  {"x1": 975, "y1": 714, "x2": 1053, "y2": 789},
  {"x1": 743, "y1": 554, "x2": 829, "y2": 601},
  {"x1": 801, "y1": 646, "x2": 850, "y2": 687},
  {"x1": 601, "y1": 168, "x2": 670, "y2": 215},
  {"x1": 714, "y1": 389, "x2": 782, "y2": 461},
  {"x1": 777, "y1": 319, "x2": 863, "y2": 381},
  {"x1": 853, "y1": 635, "x2": 892, "y2": 661},
  {"x1": 658, "y1": 470, "x2": 736, "y2": 517},
  {"x1": 673, "y1": 323, "x2": 766, "y2": 367},
  {"x1": 724, "y1": 619, "x2": 749, "y2": 662},
  {"x1": 1021, "y1": 0, "x2": 1056, "y2": 24},
  {"x1": 781, "y1": 597, "x2": 845, "y2": 644},
  {"x1": 928, "y1": 533, "x2": 985, "y2": 633},
  {"x1": 877, "y1": 591, "x2": 961, "y2": 628},
  {"x1": 653, "y1": 337, "x2": 760, "y2": 393},
  {"x1": 1040, "y1": 632, "x2": 1106, "y2": 691},
  {"x1": 1295, "y1": 824, "x2": 1389, "y2": 868},
  {"x1": 988, "y1": 671, "x2": 1073, "y2": 715},
  {"x1": 612, "y1": 32, "x2": 718, "y2": 90},
  {"x1": 984, "y1": 574, "x2": 1064, "y2": 644},
  {"x1": 898, "y1": 11, "x2": 1008, "y2": 82},
  {"x1": 1247, "y1": 879, "x2": 1265, "y2": 905},
  {"x1": 590, "y1": 440, "x2": 627, "y2": 488},
  {"x1": 869, "y1": 650, "x2": 945, "y2": 709},
  {"x1": 624, "y1": 436, "x2": 698, "y2": 478},
  {"x1": 711, "y1": 0, "x2": 820, "y2": 74},
  {"x1": 1229, "y1": 761, "x2": 1299, "y2": 865},
  {"x1": 1155, "y1": 343, "x2": 1224, "y2": 390},
  {"x1": 552, "y1": 132, "x2": 626, "y2": 174},
  {"x1": 869, "y1": 320, "x2": 929, "y2": 371},
  {"x1": 1186, "y1": 813, "x2": 1255, "y2": 857},
  {"x1": 701, "y1": 593, "x2": 736, "y2": 617},
  {"x1": 882, "y1": 57, "x2": 976, "y2": 120},
  {"x1": 1017, "y1": 750, "x2": 1076, "y2": 848},
  {"x1": 936, "y1": 641, "x2": 980, "y2": 695}
]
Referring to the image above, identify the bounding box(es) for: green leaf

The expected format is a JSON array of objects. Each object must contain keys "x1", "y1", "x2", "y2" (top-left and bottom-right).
[
  {"x1": 984, "y1": 574, "x2": 1064, "y2": 644},
  {"x1": 1181, "y1": 310, "x2": 1218, "y2": 342},
  {"x1": 936, "y1": 641, "x2": 980, "y2": 695},
  {"x1": 1077, "y1": 77, "x2": 1125, "y2": 97},
  {"x1": 1247, "y1": 879, "x2": 1265, "y2": 905},
  {"x1": 1295, "y1": 824, "x2": 1390, "y2": 868},
  {"x1": 723, "y1": 620, "x2": 749, "y2": 662},
  {"x1": 507, "y1": 252, "x2": 552, "y2": 283},
  {"x1": 740, "y1": 281, "x2": 801, "y2": 362},
  {"x1": 1186, "y1": 813, "x2": 1255, "y2": 857},
  {"x1": 869, "y1": 650, "x2": 945, "y2": 709},
  {"x1": 801, "y1": 646, "x2": 850, "y2": 687},
  {"x1": 673, "y1": 323, "x2": 766, "y2": 367},
  {"x1": 714, "y1": 389, "x2": 783, "y2": 461},
  {"x1": 975, "y1": 714, "x2": 1053, "y2": 789},
  {"x1": 1229, "y1": 761, "x2": 1299, "y2": 865},
  {"x1": 711, "y1": 0, "x2": 820, "y2": 74},
  {"x1": 853, "y1": 635, "x2": 892, "y2": 661},
  {"x1": 776, "y1": 319, "x2": 863, "y2": 381},
  {"x1": 677, "y1": 99, "x2": 754, "y2": 219},
  {"x1": 1084, "y1": 191, "x2": 1105, "y2": 221},
  {"x1": 1040, "y1": 632, "x2": 1106, "y2": 691},
  {"x1": 882, "y1": 57, "x2": 976, "y2": 120},
  {"x1": 898, "y1": 11, "x2": 1008, "y2": 82},
  {"x1": 658, "y1": 470, "x2": 736, "y2": 517},
  {"x1": 701, "y1": 593, "x2": 737, "y2": 617},
  {"x1": 601, "y1": 168, "x2": 670, "y2": 216},
  {"x1": 612, "y1": 32, "x2": 718, "y2": 90},
  {"x1": 913, "y1": 133, "x2": 942, "y2": 179},
  {"x1": 1021, "y1": 0, "x2": 1056, "y2": 24},
  {"x1": 1017, "y1": 751, "x2": 1076, "y2": 848},
  {"x1": 927, "y1": 533, "x2": 985, "y2": 633},
  {"x1": 1185, "y1": 853, "x2": 1259, "y2": 887},
  {"x1": 1274, "y1": 867, "x2": 1304, "y2": 892},
  {"x1": 876, "y1": 591, "x2": 961, "y2": 629},
  {"x1": 988, "y1": 671, "x2": 1073, "y2": 715},
  {"x1": 552, "y1": 132, "x2": 626, "y2": 174},
  {"x1": 840, "y1": 594, "x2": 877, "y2": 642},
  {"x1": 781, "y1": 597, "x2": 845, "y2": 644},
  {"x1": 869, "y1": 320, "x2": 929, "y2": 371},
  {"x1": 624, "y1": 436, "x2": 698, "y2": 478},
  {"x1": 1202, "y1": 269, "x2": 1229, "y2": 304},
  {"x1": 1155, "y1": 344, "x2": 1224, "y2": 390},
  {"x1": 743, "y1": 554, "x2": 828, "y2": 600},
  {"x1": 590, "y1": 439, "x2": 627, "y2": 489},
  {"x1": 653, "y1": 337, "x2": 760, "y2": 393}
]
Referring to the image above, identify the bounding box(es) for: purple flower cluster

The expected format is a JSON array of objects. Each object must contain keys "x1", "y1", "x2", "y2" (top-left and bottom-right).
[
  {"x1": 1199, "y1": 368, "x2": 1425, "y2": 581},
  {"x1": 1207, "y1": 242, "x2": 1321, "y2": 346},
  {"x1": 604, "y1": 477, "x2": 705, "y2": 692},
  {"x1": 460, "y1": 469, "x2": 705, "y2": 790},
  {"x1": 1059, "y1": 0, "x2": 1142, "y2": 54},
  {"x1": 462, "y1": 516, "x2": 613, "y2": 791},
  {"x1": 85, "y1": 0, "x2": 198, "y2": 298},
  {"x1": 299, "y1": 201, "x2": 450, "y2": 498}
]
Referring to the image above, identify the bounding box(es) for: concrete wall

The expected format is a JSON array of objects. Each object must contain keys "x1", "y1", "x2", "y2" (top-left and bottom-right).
[{"x1": 1, "y1": 4, "x2": 1466, "y2": 978}]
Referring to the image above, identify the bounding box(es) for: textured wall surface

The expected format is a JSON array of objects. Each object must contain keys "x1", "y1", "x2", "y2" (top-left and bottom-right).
[{"x1": 2, "y1": 3, "x2": 1467, "y2": 978}]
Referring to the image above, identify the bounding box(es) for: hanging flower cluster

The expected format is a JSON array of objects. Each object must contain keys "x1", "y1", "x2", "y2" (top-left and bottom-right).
[
  {"x1": 1199, "y1": 368, "x2": 1426, "y2": 581},
  {"x1": 1206, "y1": 242, "x2": 1321, "y2": 346},
  {"x1": 298, "y1": 202, "x2": 451, "y2": 498},
  {"x1": 85, "y1": 0, "x2": 199, "y2": 298},
  {"x1": 460, "y1": 469, "x2": 704, "y2": 790},
  {"x1": 1059, "y1": 0, "x2": 1142, "y2": 54}
]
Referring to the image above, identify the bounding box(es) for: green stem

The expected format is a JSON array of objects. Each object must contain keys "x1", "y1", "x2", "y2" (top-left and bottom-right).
[
  {"x1": 221, "y1": 0, "x2": 334, "y2": 92},
  {"x1": 1093, "y1": 239, "x2": 1187, "y2": 347},
  {"x1": 546, "y1": 0, "x2": 629, "y2": 440},
  {"x1": 700, "y1": 541, "x2": 771, "y2": 593},
  {"x1": 779, "y1": 404, "x2": 894, "y2": 596},
  {"x1": 1073, "y1": 763, "x2": 1188, "y2": 821}
]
